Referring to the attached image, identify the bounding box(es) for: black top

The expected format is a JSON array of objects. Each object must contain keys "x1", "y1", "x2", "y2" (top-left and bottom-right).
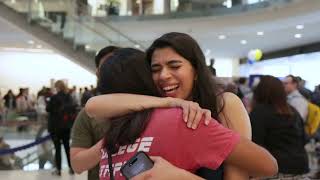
[
  {"x1": 250, "y1": 104, "x2": 309, "y2": 174},
  {"x1": 46, "y1": 91, "x2": 76, "y2": 133}
]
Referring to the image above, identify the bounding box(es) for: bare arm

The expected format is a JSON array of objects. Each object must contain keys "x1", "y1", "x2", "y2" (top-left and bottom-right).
[
  {"x1": 225, "y1": 137, "x2": 278, "y2": 177},
  {"x1": 219, "y1": 92, "x2": 252, "y2": 180},
  {"x1": 70, "y1": 140, "x2": 103, "y2": 174},
  {"x1": 85, "y1": 93, "x2": 211, "y2": 127},
  {"x1": 85, "y1": 94, "x2": 171, "y2": 120}
]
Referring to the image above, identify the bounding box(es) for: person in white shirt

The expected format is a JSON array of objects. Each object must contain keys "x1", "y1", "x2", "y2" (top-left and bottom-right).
[{"x1": 283, "y1": 75, "x2": 308, "y2": 121}]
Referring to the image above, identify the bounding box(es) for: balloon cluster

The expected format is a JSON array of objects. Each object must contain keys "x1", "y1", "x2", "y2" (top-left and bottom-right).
[{"x1": 247, "y1": 49, "x2": 263, "y2": 64}]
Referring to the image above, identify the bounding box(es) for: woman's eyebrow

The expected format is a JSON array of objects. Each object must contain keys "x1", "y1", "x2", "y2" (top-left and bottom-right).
[{"x1": 167, "y1": 60, "x2": 182, "y2": 65}]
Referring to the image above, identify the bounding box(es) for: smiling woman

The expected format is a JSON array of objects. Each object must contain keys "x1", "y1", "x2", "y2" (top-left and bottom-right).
[{"x1": 151, "y1": 47, "x2": 196, "y2": 100}]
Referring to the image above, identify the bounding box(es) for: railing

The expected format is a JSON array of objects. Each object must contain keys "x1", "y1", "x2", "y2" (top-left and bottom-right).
[{"x1": 0, "y1": 0, "x2": 146, "y2": 54}]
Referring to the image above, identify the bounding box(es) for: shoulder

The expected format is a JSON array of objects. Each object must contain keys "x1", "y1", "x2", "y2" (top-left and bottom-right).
[{"x1": 219, "y1": 92, "x2": 252, "y2": 139}]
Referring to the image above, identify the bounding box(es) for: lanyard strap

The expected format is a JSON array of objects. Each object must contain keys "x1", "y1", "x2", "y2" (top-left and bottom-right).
[{"x1": 107, "y1": 150, "x2": 115, "y2": 180}]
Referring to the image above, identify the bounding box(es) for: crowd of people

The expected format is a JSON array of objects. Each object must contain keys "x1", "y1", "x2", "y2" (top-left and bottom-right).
[{"x1": 1, "y1": 32, "x2": 320, "y2": 180}]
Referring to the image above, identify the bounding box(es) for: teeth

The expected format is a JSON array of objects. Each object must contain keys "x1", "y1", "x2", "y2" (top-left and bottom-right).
[{"x1": 163, "y1": 85, "x2": 178, "y2": 91}]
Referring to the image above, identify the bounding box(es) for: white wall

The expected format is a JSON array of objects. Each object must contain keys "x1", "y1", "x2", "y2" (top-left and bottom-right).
[
  {"x1": 0, "y1": 50, "x2": 96, "y2": 95},
  {"x1": 206, "y1": 57, "x2": 238, "y2": 77},
  {"x1": 239, "y1": 51, "x2": 320, "y2": 90}
]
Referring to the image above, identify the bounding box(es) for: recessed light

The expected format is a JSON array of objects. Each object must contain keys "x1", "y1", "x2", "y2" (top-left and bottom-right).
[
  {"x1": 257, "y1": 31, "x2": 264, "y2": 36},
  {"x1": 218, "y1": 35, "x2": 226, "y2": 40},
  {"x1": 36, "y1": 45, "x2": 42, "y2": 48},
  {"x1": 27, "y1": 40, "x2": 34, "y2": 44},
  {"x1": 296, "y1": 25, "x2": 304, "y2": 30},
  {"x1": 294, "y1": 34, "x2": 302, "y2": 38},
  {"x1": 134, "y1": 44, "x2": 140, "y2": 48},
  {"x1": 85, "y1": 45, "x2": 90, "y2": 49},
  {"x1": 240, "y1": 40, "x2": 247, "y2": 45}
]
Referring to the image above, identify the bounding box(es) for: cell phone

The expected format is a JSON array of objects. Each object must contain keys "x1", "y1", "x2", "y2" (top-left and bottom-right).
[{"x1": 120, "y1": 151, "x2": 154, "y2": 179}]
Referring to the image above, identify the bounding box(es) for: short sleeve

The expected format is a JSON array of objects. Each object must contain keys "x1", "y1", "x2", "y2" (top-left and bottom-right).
[
  {"x1": 175, "y1": 112, "x2": 240, "y2": 170},
  {"x1": 71, "y1": 109, "x2": 94, "y2": 148}
]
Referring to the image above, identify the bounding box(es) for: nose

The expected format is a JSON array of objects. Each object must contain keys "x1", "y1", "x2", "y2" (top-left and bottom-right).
[{"x1": 159, "y1": 68, "x2": 171, "y2": 81}]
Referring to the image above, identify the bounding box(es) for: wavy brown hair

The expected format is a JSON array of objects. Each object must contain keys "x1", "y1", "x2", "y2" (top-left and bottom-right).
[{"x1": 253, "y1": 75, "x2": 293, "y2": 116}]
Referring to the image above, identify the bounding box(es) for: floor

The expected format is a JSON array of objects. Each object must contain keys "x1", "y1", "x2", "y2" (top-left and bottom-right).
[{"x1": 0, "y1": 170, "x2": 87, "y2": 180}]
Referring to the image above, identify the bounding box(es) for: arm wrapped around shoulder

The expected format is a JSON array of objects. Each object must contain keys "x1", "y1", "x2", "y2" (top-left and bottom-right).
[{"x1": 225, "y1": 137, "x2": 278, "y2": 177}]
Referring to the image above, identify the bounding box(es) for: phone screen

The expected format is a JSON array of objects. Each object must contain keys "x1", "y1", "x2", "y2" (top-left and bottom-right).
[{"x1": 120, "y1": 151, "x2": 154, "y2": 179}]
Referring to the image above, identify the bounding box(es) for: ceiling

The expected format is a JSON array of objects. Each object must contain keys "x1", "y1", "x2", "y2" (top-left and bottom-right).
[
  {"x1": 0, "y1": 0, "x2": 320, "y2": 60},
  {"x1": 0, "y1": 16, "x2": 51, "y2": 51},
  {"x1": 107, "y1": 0, "x2": 320, "y2": 59}
]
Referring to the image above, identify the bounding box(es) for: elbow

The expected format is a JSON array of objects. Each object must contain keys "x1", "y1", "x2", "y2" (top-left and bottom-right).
[
  {"x1": 265, "y1": 156, "x2": 278, "y2": 177},
  {"x1": 71, "y1": 160, "x2": 85, "y2": 174},
  {"x1": 84, "y1": 97, "x2": 96, "y2": 118}
]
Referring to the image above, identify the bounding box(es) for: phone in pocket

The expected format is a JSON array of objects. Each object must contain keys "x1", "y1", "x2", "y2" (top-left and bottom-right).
[{"x1": 120, "y1": 151, "x2": 154, "y2": 179}]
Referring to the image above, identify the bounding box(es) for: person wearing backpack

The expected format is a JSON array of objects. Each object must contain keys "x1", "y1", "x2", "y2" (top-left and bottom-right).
[{"x1": 46, "y1": 80, "x2": 75, "y2": 176}]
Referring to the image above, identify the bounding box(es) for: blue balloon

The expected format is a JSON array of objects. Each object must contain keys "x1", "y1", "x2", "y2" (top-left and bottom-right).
[{"x1": 248, "y1": 59, "x2": 254, "y2": 65}]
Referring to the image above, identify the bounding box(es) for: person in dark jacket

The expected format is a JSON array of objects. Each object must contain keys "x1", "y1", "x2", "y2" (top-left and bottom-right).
[
  {"x1": 3, "y1": 90, "x2": 16, "y2": 110},
  {"x1": 46, "y1": 80, "x2": 75, "y2": 176},
  {"x1": 250, "y1": 75, "x2": 309, "y2": 179}
]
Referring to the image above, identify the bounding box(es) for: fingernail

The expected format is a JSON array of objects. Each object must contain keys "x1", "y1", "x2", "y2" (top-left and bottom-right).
[
  {"x1": 192, "y1": 125, "x2": 196, "y2": 129},
  {"x1": 187, "y1": 123, "x2": 191, "y2": 128}
]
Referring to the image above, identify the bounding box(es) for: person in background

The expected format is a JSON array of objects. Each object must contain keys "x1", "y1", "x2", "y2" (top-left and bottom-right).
[
  {"x1": 312, "y1": 85, "x2": 320, "y2": 107},
  {"x1": 0, "y1": 91, "x2": 4, "y2": 122},
  {"x1": 3, "y1": 90, "x2": 16, "y2": 111},
  {"x1": 250, "y1": 75, "x2": 309, "y2": 179},
  {"x1": 70, "y1": 46, "x2": 119, "y2": 180},
  {"x1": 283, "y1": 75, "x2": 309, "y2": 121},
  {"x1": 46, "y1": 80, "x2": 75, "y2": 176},
  {"x1": 296, "y1": 76, "x2": 313, "y2": 101}
]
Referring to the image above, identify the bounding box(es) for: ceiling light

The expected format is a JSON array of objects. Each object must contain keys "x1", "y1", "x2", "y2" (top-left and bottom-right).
[
  {"x1": 134, "y1": 44, "x2": 140, "y2": 48},
  {"x1": 85, "y1": 45, "x2": 90, "y2": 49},
  {"x1": 218, "y1": 35, "x2": 226, "y2": 40},
  {"x1": 27, "y1": 40, "x2": 34, "y2": 44},
  {"x1": 257, "y1": 31, "x2": 264, "y2": 36},
  {"x1": 296, "y1": 25, "x2": 304, "y2": 30},
  {"x1": 240, "y1": 40, "x2": 247, "y2": 45},
  {"x1": 36, "y1": 44, "x2": 42, "y2": 48},
  {"x1": 294, "y1": 34, "x2": 302, "y2": 38}
]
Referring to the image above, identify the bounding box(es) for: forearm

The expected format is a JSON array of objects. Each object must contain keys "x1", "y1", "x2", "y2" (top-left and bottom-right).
[
  {"x1": 179, "y1": 169, "x2": 205, "y2": 180},
  {"x1": 224, "y1": 165, "x2": 249, "y2": 180},
  {"x1": 85, "y1": 93, "x2": 171, "y2": 120},
  {"x1": 70, "y1": 141, "x2": 102, "y2": 173}
]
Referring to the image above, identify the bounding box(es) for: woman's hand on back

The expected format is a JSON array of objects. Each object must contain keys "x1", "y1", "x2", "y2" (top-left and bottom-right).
[{"x1": 167, "y1": 97, "x2": 212, "y2": 129}]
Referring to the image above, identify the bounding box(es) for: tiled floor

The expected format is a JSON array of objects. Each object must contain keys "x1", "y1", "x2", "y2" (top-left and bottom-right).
[{"x1": 0, "y1": 170, "x2": 87, "y2": 180}]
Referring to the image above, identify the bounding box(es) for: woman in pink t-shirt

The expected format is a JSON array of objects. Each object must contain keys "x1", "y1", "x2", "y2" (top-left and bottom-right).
[{"x1": 84, "y1": 48, "x2": 277, "y2": 180}]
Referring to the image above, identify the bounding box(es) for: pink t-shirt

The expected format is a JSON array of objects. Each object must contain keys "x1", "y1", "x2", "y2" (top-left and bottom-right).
[{"x1": 99, "y1": 108, "x2": 240, "y2": 180}]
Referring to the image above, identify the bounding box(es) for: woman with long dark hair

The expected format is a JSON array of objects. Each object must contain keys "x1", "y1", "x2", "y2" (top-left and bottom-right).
[
  {"x1": 250, "y1": 75, "x2": 309, "y2": 179},
  {"x1": 88, "y1": 32, "x2": 251, "y2": 179}
]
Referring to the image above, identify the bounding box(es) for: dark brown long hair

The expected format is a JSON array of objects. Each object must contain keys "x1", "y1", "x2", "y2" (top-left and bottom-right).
[
  {"x1": 146, "y1": 32, "x2": 223, "y2": 120},
  {"x1": 253, "y1": 75, "x2": 293, "y2": 116},
  {"x1": 98, "y1": 48, "x2": 159, "y2": 154}
]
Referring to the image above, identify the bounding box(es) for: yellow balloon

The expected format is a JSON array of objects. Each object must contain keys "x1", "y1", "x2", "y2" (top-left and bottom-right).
[{"x1": 255, "y1": 49, "x2": 263, "y2": 61}]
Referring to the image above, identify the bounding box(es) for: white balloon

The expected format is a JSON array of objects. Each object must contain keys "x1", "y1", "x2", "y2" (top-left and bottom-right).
[{"x1": 248, "y1": 50, "x2": 256, "y2": 61}]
